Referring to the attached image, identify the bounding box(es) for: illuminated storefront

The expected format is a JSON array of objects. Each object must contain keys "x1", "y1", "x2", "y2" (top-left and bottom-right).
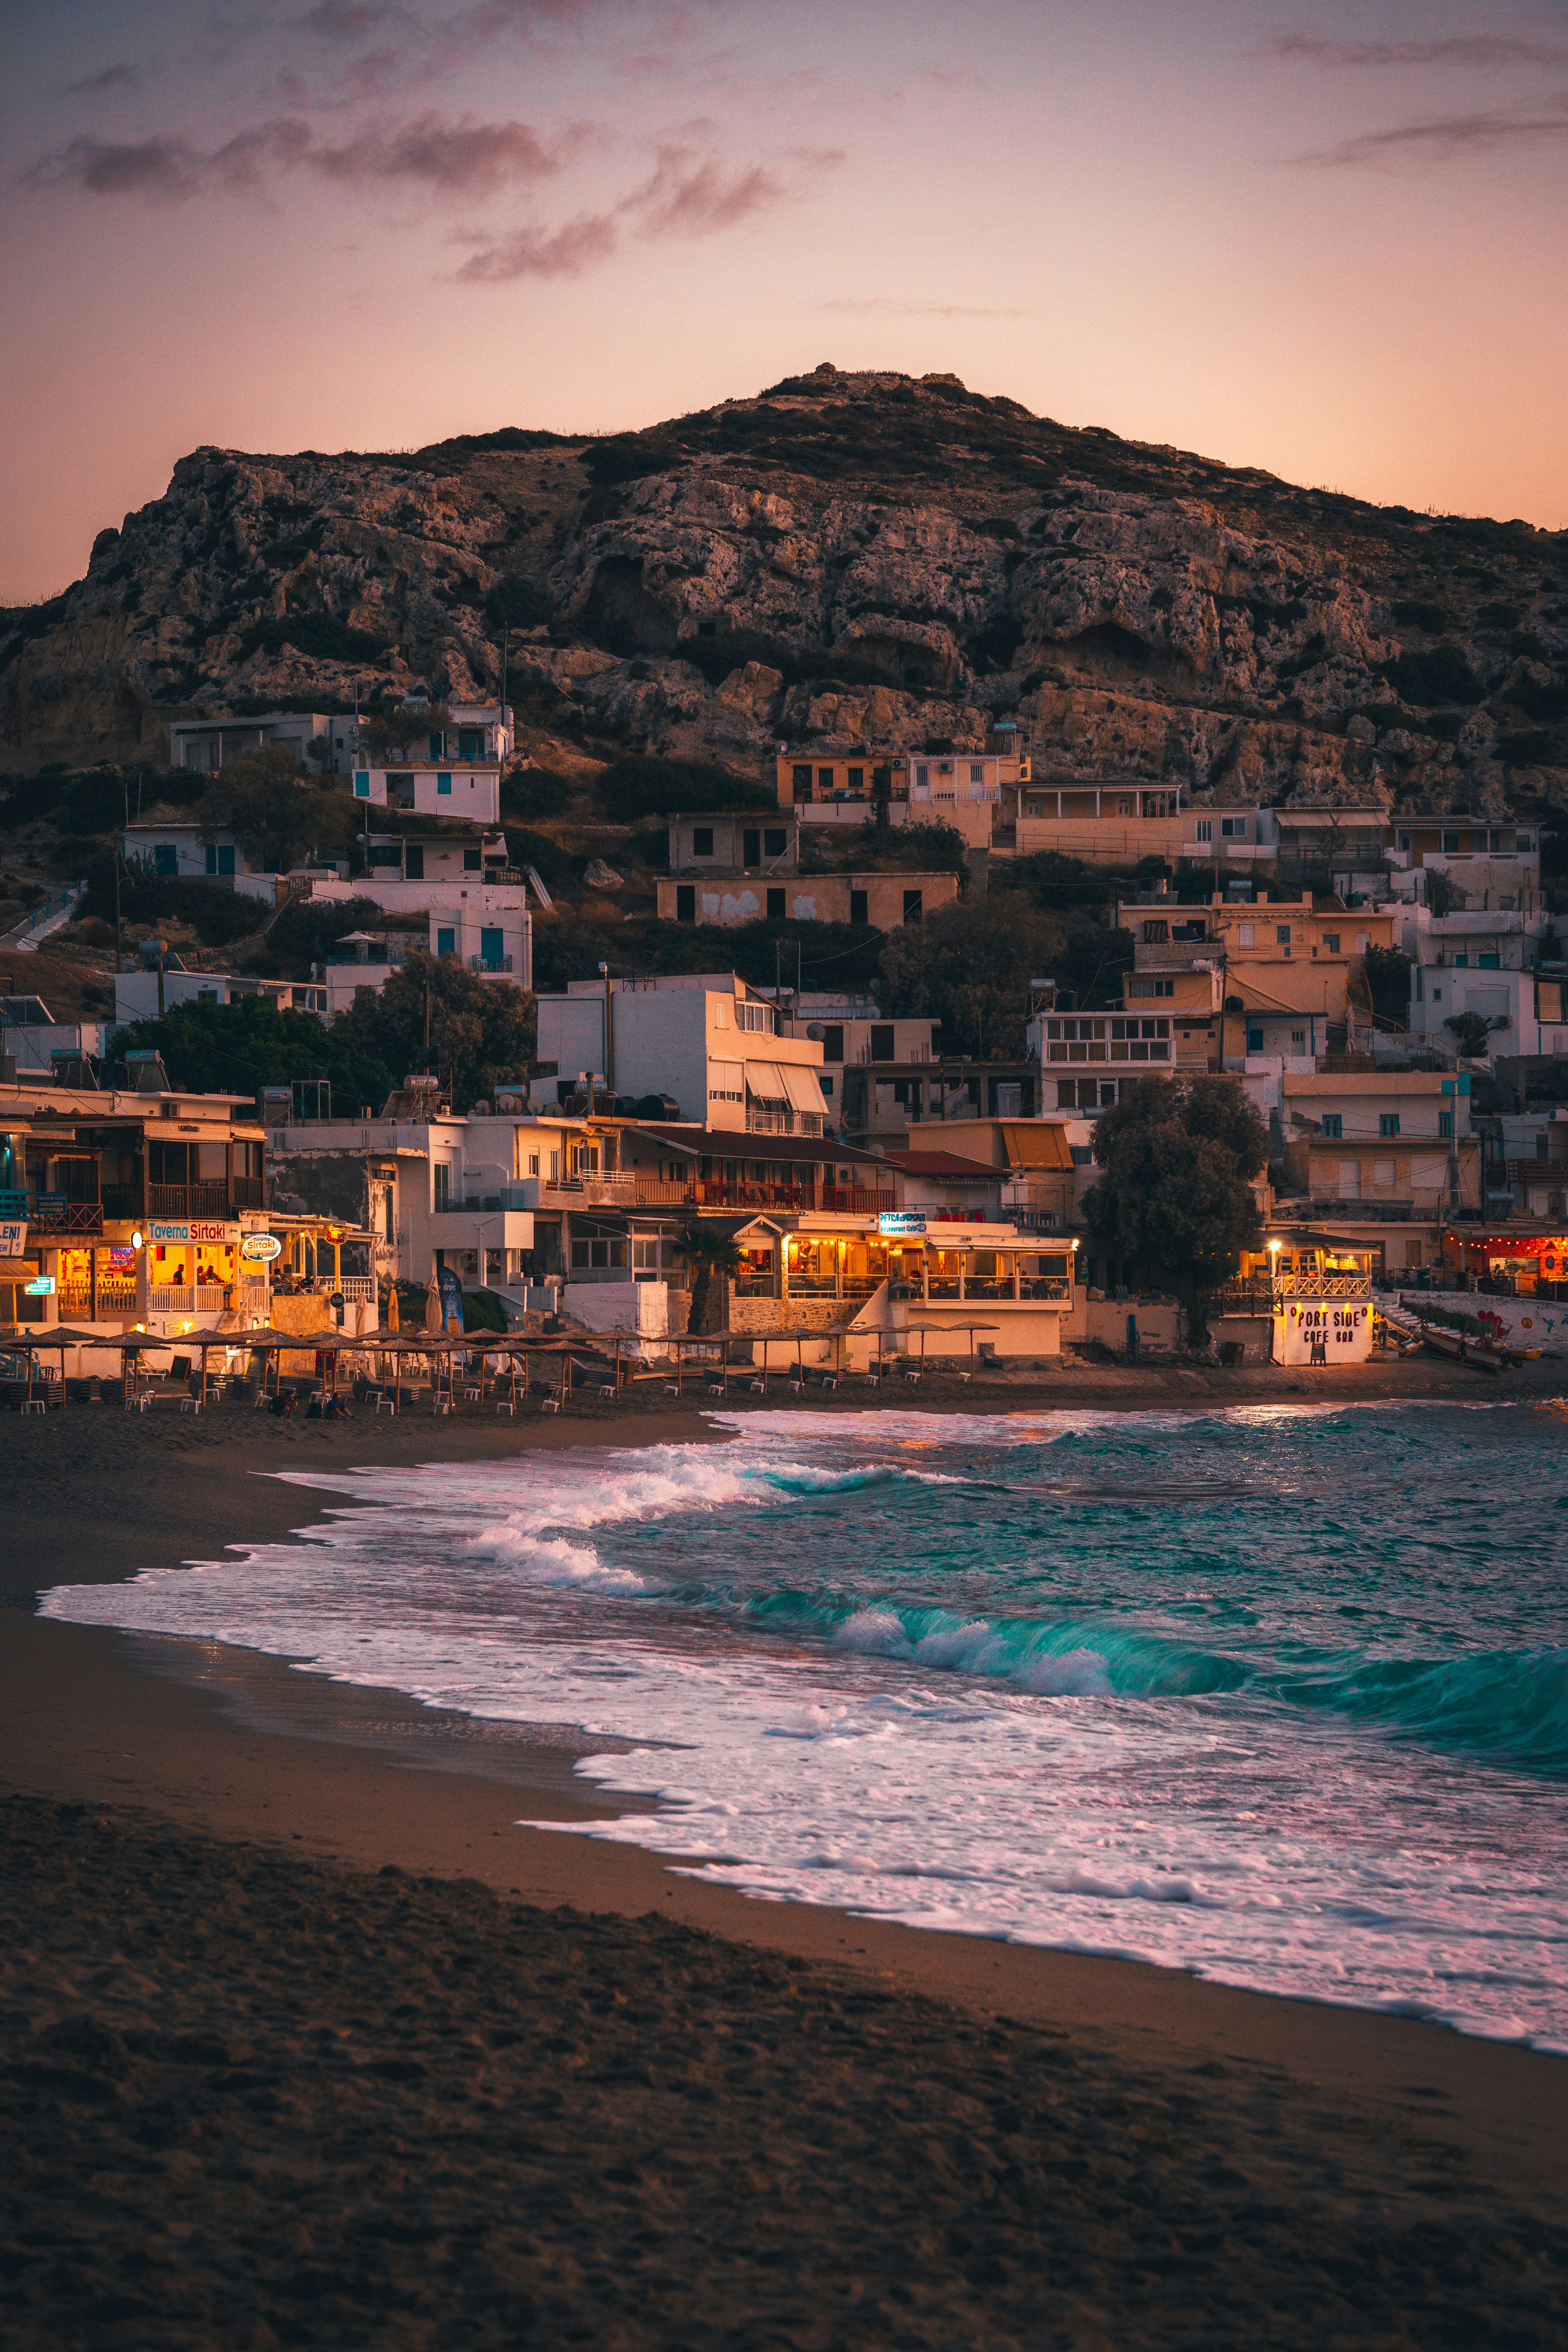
[{"x1": 1445, "y1": 1228, "x2": 1568, "y2": 1295}]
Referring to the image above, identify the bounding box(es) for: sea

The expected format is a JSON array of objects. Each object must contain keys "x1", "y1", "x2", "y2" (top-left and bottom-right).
[{"x1": 41, "y1": 1400, "x2": 1568, "y2": 2050}]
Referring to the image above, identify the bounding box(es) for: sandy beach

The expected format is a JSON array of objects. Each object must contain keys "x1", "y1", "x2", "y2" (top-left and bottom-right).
[{"x1": 5, "y1": 1361, "x2": 1568, "y2": 2348}]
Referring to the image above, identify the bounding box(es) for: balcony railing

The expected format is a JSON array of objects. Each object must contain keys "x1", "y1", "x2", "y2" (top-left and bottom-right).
[{"x1": 14, "y1": 1194, "x2": 104, "y2": 1235}]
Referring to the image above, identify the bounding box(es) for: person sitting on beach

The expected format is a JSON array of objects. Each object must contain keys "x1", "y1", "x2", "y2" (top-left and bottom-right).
[
  {"x1": 267, "y1": 1390, "x2": 296, "y2": 1417},
  {"x1": 322, "y1": 1392, "x2": 354, "y2": 1421}
]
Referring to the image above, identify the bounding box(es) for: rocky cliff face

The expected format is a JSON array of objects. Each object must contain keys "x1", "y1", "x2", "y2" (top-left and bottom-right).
[{"x1": 4, "y1": 366, "x2": 1566, "y2": 820}]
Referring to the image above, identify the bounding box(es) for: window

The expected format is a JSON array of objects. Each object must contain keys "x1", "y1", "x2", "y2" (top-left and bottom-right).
[
  {"x1": 1443, "y1": 831, "x2": 1460, "y2": 852},
  {"x1": 692, "y1": 827, "x2": 714, "y2": 858},
  {"x1": 632, "y1": 1238, "x2": 661, "y2": 1277},
  {"x1": 902, "y1": 889, "x2": 924, "y2": 924},
  {"x1": 433, "y1": 1164, "x2": 451, "y2": 1209},
  {"x1": 458, "y1": 730, "x2": 481, "y2": 760},
  {"x1": 846, "y1": 766, "x2": 864, "y2": 792},
  {"x1": 354, "y1": 771, "x2": 370, "y2": 798},
  {"x1": 527, "y1": 1153, "x2": 539, "y2": 1176},
  {"x1": 1237, "y1": 923, "x2": 1254, "y2": 946},
  {"x1": 1142, "y1": 920, "x2": 1169, "y2": 944},
  {"x1": 1479, "y1": 953, "x2": 1500, "y2": 970},
  {"x1": 821, "y1": 1024, "x2": 844, "y2": 1062},
  {"x1": 1321, "y1": 933, "x2": 1340, "y2": 955},
  {"x1": 463, "y1": 848, "x2": 482, "y2": 870},
  {"x1": 676, "y1": 884, "x2": 695, "y2": 922},
  {"x1": 1291, "y1": 1030, "x2": 1306, "y2": 1050},
  {"x1": 1220, "y1": 816, "x2": 1246, "y2": 838},
  {"x1": 404, "y1": 845, "x2": 424, "y2": 880},
  {"x1": 792, "y1": 764, "x2": 812, "y2": 800},
  {"x1": 1379, "y1": 1113, "x2": 1401, "y2": 1138},
  {"x1": 742, "y1": 830, "x2": 760, "y2": 865},
  {"x1": 1246, "y1": 1027, "x2": 1264, "y2": 1053},
  {"x1": 1128, "y1": 977, "x2": 1174, "y2": 998},
  {"x1": 1438, "y1": 1111, "x2": 1452, "y2": 1139},
  {"x1": 1453, "y1": 954, "x2": 1468, "y2": 969},
  {"x1": 1321, "y1": 1114, "x2": 1343, "y2": 1139},
  {"x1": 436, "y1": 772, "x2": 453, "y2": 796},
  {"x1": 818, "y1": 767, "x2": 834, "y2": 792},
  {"x1": 1195, "y1": 819, "x2": 1212, "y2": 843},
  {"x1": 913, "y1": 765, "x2": 930, "y2": 792},
  {"x1": 1276, "y1": 925, "x2": 1292, "y2": 945},
  {"x1": 437, "y1": 928, "x2": 456, "y2": 957},
  {"x1": 480, "y1": 927, "x2": 504, "y2": 968},
  {"x1": 870, "y1": 1025, "x2": 895, "y2": 1062},
  {"x1": 153, "y1": 845, "x2": 177, "y2": 875},
  {"x1": 429, "y1": 732, "x2": 444, "y2": 758},
  {"x1": 766, "y1": 888, "x2": 786, "y2": 919},
  {"x1": 764, "y1": 828, "x2": 787, "y2": 856},
  {"x1": 850, "y1": 890, "x2": 868, "y2": 926},
  {"x1": 819, "y1": 1073, "x2": 834, "y2": 1097},
  {"x1": 970, "y1": 764, "x2": 985, "y2": 784}
]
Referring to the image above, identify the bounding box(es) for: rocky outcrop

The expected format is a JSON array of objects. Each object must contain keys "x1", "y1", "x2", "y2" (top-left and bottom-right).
[{"x1": 3, "y1": 370, "x2": 1565, "y2": 820}]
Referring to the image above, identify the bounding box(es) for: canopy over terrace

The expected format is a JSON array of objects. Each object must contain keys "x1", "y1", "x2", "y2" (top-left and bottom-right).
[{"x1": 1444, "y1": 1225, "x2": 1568, "y2": 1292}]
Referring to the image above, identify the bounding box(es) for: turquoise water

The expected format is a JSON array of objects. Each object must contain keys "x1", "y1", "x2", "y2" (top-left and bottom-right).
[{"x1": 42, "y1": 1399, "x2": 1568, "y2": 2046}]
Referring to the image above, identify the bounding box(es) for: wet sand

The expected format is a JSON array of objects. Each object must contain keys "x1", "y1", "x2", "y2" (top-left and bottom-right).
[{"x1": 4, "y1": 1368, "x2": 1568, "y2": 2346}]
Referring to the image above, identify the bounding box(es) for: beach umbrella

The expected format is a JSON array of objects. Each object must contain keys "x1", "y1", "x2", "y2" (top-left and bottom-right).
[{"x1": 387, "y1": 1286, "x2": 400, "y2": 1333}]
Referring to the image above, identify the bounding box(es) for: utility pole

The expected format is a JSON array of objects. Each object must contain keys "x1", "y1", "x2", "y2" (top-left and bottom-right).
[{"x1": 795, "y1": 940, "x2": 802, "y2": 1036}]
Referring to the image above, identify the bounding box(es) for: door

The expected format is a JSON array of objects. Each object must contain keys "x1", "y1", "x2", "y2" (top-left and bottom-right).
[
  {"x1": 850, "y1": 890, "x2": 868, "y2": 926},
  {"x1": 676, "y1": 885, "x2": 696, "y2": 923},
  {"x1": 404, "y1": 844, "x2": 424, "y2": 880},
  {"x1": 437, "y1": 927, "x2": 456, "y2": 958},
  {"x1": 743, "y1": 830, "x2": 760, "y2": 865},
  {"x1": 480, "y1": 927, "x2": 503, "y2": 969}
]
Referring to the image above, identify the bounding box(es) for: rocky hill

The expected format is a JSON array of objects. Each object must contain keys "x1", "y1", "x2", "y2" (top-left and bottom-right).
[{"x1": 4, "y1": 364, "x2": 1566, "y2": 821}]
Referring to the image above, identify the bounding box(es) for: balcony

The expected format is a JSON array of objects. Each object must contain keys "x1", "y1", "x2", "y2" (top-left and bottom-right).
[{"x1": 15, "y1": 1193, "x2": 104, "y2": 1236}]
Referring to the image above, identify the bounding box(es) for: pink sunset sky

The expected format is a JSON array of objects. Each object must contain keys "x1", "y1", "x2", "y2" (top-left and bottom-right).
[{"x1": 3, "y1": 0, "x2": 1566, "y2": 601}]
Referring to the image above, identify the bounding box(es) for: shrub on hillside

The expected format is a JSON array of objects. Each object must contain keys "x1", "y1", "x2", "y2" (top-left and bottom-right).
[{"x1": 596, "y1": 754, "x2": 770, "y2": 823}]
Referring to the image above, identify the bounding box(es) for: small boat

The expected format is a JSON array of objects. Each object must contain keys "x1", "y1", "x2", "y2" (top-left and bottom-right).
[{"x1": 1420, "y1": 1323, "x2": 1507, "y2": 1374}]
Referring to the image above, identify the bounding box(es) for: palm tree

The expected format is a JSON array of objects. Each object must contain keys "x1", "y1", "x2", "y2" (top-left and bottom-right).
[{"x1": 671, "y1": 1218, "x2": 743, "y2": 1335}]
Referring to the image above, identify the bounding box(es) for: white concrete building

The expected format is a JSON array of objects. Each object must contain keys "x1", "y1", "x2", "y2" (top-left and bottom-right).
[
  {"x1": 349, "y1": 759, "x2": 500, "y2": 823},
  {"x1": 1407, "y1": 962, "x2": 1568, "y2": 1062},
  {"x1": 122, "y1": 819, "x2": 283, "y2": 902},
  {"x1": 167, "y1": 711, "x2": 347, "y2": 775},
  {"x1": 114, "y1": 968, "x2": 328, "y2": 1024},
  {"x1": 536, "y1": 973, "x2": 828, "y2": 1134}
]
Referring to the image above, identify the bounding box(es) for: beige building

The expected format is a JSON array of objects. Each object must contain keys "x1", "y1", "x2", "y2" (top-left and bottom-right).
[
  {"x1": 1278, "y1": 1070, "x2": 1480, "y2": 1237},
  {"x1": 660, "y1": 870, "x2": 956, "y2": 928},
  {"x1": 774, "y1": 749, "x2": 1020, "y2": 851}
]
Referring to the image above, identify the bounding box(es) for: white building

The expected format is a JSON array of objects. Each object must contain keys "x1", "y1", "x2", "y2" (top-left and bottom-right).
[
  {"x1": 1407, "y1": 962, "x2": 1568, "y2": 1061},
  {"x1": 167, "y1": 700, "x2": 514, "y2": 780},
  {"x1": 349, "y1": 758, "x2": 501, "y2": 824},
  {"x1": 122, "y1": 818, "x2": 283, "y2": 901},
  {"x1": 536, "y1": 973, "x2": 828, "y2": 1134},
  {"x1": 114, "y1": 967, "x2": 328, "y2": 1024}
]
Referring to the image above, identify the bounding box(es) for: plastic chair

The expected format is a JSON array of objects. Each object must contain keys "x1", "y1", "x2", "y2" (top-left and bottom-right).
[{"x1": 20, "y1": 1399, "x2": 46, "y2": 1416}]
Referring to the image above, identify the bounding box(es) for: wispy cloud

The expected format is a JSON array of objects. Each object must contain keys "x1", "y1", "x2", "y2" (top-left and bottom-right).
[
  {"x1": 452, "y1": 138, "x2": 843, "y2": 282},
  {"x1": 66, "y1": 60, "x2": 145, "y2": 93},
  {"x1": 295, "y1": 0, "x2": 405, "y2": 37},
  {"x1": 1270, "y1": 34, "x2": 1566, "y2": 70},
  {"x1": 27, "y1": 110, "x2": 578, "y2": 203},
  {"x1": 818, "y1": 296, "x2": 1030, "y2": 320},
  {"x1": 1292, "y1": 100, "x2": 1568, "y2": 167},
  {"x1": 454, "y1": 210, "x2": 618, "y2": 278}
]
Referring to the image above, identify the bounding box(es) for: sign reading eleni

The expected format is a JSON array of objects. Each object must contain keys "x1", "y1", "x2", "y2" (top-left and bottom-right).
[{"x1": 1271, "y1": 1299, "x2": 1373, "y2": 1367}]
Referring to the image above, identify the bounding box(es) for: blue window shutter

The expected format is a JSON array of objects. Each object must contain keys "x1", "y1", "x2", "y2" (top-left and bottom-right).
[
  {"x1": 354, "y1": 770, "x2": 370, "y2": 798},
  {"x1": 437, "y1": 928, "x2": 455, "y2": 957},
  {"x1": 437, "y1": 772, "x2": 453, "y2": 796},
  {"x1": 205, "y1": 843, "x2": 217, "y2": 874},
  {"x1": 154, "y1": 846, "x2": 176, "y2": 876},
  {"x1": 481, "y1": 927, "x2": 503, "y2": 964},
  {"x1": 429, "y1": 732, "x2": 443, "y2": 758},
  {"x1": 218, "y1": 845, "x2": 235, "y2": 876}
]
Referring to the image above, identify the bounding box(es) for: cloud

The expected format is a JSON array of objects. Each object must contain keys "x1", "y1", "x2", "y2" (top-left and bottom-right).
[
  {"x1": 296, "y1": 0, "x2": 403, "y2": 36},
  {"x1": 1270, "y1": 34, "x2": 1564, "y2": 70},
  {"x1": 66, "y1": 61, "x2": 144, "y2": 92},
  {"x1": 454, "y1": 211, "x2": 618, "y2": 279},
  {"x1": 27, "y1": 110, "x2": 575, "y2": 203},
  {"x1": 818, "y1": 296, "x2": 1030, "y2": 320},
  {"x1": 309, "y1": 111, "x2": 572, "y2": 194},
  {"x1": 1292, "y1": 100, "x2": 1568, "y2": 167},
  {"x1": 624, "y1": 141, "x2": 843, "y2": 237}
]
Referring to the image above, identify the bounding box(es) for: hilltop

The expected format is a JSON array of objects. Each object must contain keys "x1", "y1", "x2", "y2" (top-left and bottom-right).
[{"x1": 2, "y1": 363, "x2": 1566, "y2": 822}]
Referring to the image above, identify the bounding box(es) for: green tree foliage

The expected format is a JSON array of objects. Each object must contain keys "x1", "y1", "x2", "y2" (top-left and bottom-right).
[
  {"x1": 245, "y1": 895, "x2": 390, "y2": 978},
  {"x1": 1381, "y1": 643, "x2": 1483, "y2": 706},
  {"x1": 363, "y1": 703, "x2": 452, "y2": 758},
  {"x1": 196, "y1": 749, "x2": 358, "y2": 873},
  {"x1": 110, "y1": 993, "x2": 394, "y2": 1109},
  {"x1": 1, "y1": 763, "x2": 205, "y2": 838},
  {"x1": 1081, "y1": 1076, "x2": 1266, "y2": 1323},
  {"x1": 670, "y1": 1219, "x2": 743, "y2": 1334},
  {"x1": 80, "y1": 854, "x2": 262, "y2": 947},
  {"x1": 501, "y1": 767, "x2": 574, "y2": 821},
  {"x1": 804, "y1": 817, "x2": 970, "y2": 884},
  {"x1": 1363, "y1": 944, "x2": 1414, "y2": 1025},
  {"x1": 1444, "y1": 1011, "x2": 1491, "y2": 1058},
  {"x1": 339, "y1": 949, "x2": 534, "y2": 1111},
  {"x1": 530, "y1": 912, "x2": 884, "y2": 999},
  {"x1": 596, "y1": 753, "x2": 771, "y2": 823},
  {"x1": 877, "y1": 902, "x2": 1129, "y2": 1058}
]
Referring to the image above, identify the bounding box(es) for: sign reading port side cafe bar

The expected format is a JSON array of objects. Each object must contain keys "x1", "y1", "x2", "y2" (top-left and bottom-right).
[{"x1": 1272, "y1": 1297, "x2": 1373, "y2": 1366}]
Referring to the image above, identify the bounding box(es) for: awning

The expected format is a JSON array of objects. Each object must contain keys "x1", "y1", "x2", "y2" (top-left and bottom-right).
[
  {"x1": 745, "y1": 1060, "x2": 826, "y2": 1118},
  {"x1": 999, "y1": 1121, "x2": 1072, "y2": 1171}
]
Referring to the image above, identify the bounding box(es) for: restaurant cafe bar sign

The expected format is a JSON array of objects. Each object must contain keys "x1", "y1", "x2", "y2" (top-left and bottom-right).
[
  {"x1": 149, "y1": 1220, "x2": 239, "y2": 1246},
  {"x1": 1271, "y1": 1297, "x2": 1373, "y2": 1367}
]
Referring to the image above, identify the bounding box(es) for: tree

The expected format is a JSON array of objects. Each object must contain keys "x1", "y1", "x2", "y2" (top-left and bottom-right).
[
  {"x1": 1445, "y1": 1011, "x2": 1491, "y2": 1058},
  {"x1": 110, "y1": 993, "x2": 394, "y2": 1109},
  {"x1": 1081, "y1": 1075, "x2": 1266, "y2": 1345},
  {"x1": 1363, "y1": 944, "x2": 1413, "y2": 1026},
  {"x1": 364, "y1": 702, "x2": 453, "y2": 758},
  {"x1": 596, "y1": 753, "x2": 770, "y2": 823},
  {"x1": 196, "y1": 749, "x2": 357, "y2": 874},
  {"x1": 670, "y1": 1219, "x2": 744, "y2": 1335},
  {"x1": 878, "y1": 901, "x2": 1132, "y2": 1060},
  {"x1": 340, "y1": 949, "x2": 534, "y2": 1111}
]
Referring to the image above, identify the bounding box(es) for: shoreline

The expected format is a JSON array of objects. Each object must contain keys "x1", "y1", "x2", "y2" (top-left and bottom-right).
[{"x1": 4, "y1": 1370, "x2": 1568, "y2": 2218}]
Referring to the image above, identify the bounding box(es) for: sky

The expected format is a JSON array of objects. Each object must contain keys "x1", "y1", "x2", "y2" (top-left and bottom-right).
[{"x1": 3, "y1": 0, "x2": 1567, "y2": 601}]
